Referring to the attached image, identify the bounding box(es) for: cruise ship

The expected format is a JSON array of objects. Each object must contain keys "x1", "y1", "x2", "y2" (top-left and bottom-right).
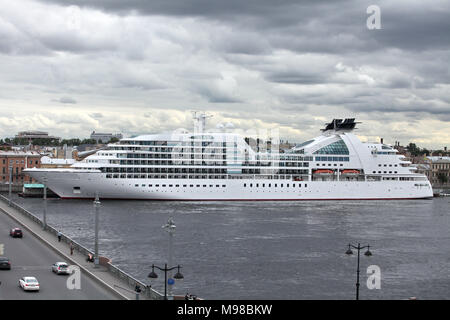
[{"x1": 24, "y1": 115, "x2": 433, "y2": 200}]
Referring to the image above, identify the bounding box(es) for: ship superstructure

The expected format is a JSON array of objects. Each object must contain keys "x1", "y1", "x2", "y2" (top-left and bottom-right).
[{"x1": 24, "y1": 116, "x2": 433, "y2": 200}]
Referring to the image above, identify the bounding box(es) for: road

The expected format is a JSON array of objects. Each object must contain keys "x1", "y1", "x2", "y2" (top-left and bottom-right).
[{"x1": 0, "y1": 211, "x2": 118, "y2": 300}]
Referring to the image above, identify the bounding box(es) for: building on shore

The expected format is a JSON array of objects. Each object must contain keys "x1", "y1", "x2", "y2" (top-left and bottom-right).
[
  {"x1": 0, "y1": 150, "x2": 41, "y2": 185},
  {"x1": 15, "y1": 131, "x2": 61, "y2": 144},
  {"x1": 90, "y1": 131, "x2": 123, "y2": 144},
  {"x1": 426, "y1": 156, "x2": 450, "y2": 188}
]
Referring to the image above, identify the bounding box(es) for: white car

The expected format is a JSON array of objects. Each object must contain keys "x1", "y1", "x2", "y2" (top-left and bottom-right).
[
  {"x1": 51, "y1": 262, "x2": 69, "y2": 275},
  {"x1": 19, "y1": 277, "x2": 40, "y2": 291}
]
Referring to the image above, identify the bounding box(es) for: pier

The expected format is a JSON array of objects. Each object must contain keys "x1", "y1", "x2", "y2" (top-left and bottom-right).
[{"x1": 0, "y1": 194, "x2": 165, "y2": 300}]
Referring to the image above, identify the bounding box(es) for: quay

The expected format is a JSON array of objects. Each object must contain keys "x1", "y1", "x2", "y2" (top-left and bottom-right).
[{"x1": 0, "y1": 194, "x2": 164, "y2": 300}]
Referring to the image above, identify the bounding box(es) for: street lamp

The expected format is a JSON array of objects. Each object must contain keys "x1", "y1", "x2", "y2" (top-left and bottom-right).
[
  {"x1": 345, "y1": 242, "x2": 372, "y2": 300},
  {"x1": 8, "y1": 165, "x2": 12, "y2": 206},
  {"x1": 93, "y1": 192, "x2": 100, "y2": 268},
  {"x1": 148, "y1": 264, "x2": 184, "y2": 300},
  {"x1": 162, "y1": 217, "x2": 176, "y2": 298},
  {"x1": 43, "y1": 176, "x2": 47, "y2": 230}
]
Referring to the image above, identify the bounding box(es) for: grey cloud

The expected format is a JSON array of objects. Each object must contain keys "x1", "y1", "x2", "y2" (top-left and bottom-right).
[{"x1": 56, "y1": 96, "x2": 77, "y2": 104}]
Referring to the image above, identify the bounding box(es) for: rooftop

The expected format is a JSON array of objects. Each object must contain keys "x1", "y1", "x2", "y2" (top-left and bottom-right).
[
  {"x1": 427, "y1": 156, "x2": 450, "y2": 162},
  {"x1": 0, "y1": 150, "x2": 41, "y2": 156}
]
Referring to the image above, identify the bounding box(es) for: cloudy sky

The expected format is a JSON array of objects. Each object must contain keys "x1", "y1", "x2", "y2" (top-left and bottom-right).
[{"x1": 0, "y1": 0, "x2": 449, "y2": 148}]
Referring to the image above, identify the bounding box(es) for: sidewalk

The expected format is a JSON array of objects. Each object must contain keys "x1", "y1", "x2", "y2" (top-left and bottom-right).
[{"x1": 0, "y1": 198, "x2": 157, "y2": 300}]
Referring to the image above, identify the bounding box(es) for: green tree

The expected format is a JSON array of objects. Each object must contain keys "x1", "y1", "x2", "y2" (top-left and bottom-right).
[
  {"x1": 437, "y1": 173, "x2": 448, "y2": 184},
  {"x1": 407, "y1": 143, "x2": 421, "y2": 156}
]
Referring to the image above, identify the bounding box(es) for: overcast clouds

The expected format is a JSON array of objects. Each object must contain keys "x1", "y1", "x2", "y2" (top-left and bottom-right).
[{"x1": 0, "y1": 0, "x2": 449, "y2": 148}]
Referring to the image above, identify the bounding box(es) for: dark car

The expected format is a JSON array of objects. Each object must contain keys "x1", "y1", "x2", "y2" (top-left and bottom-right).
[
  {"x1": 0, "y1": 257, "x2": 11, "y2": 270},
  {"x1": 10, "y1": 228, "x2": 23, "y2": 238}
]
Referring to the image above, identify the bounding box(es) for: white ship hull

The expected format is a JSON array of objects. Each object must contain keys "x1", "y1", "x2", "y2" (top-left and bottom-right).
[{"x1": 26, "y1": 170, "x2": 433, "y2": 200}]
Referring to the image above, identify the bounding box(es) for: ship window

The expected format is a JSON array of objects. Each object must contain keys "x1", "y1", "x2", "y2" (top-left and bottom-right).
[
  {"x1": 135, "y1": 184, "x2": 138, "y2": 187},
  {"x1": 149, "y1": 184, "x2": 152, "y2": 187},
  {"x1": 169, "y1": 185, "x2": 173, "y2": 187},
  {"x1": 73, "y1": 187, "x2": 81, "y2": 194},
  {"x1": 305, "y1": 184, "x2": 307, "y2": 187},
  {"x1": 156, "y1": 184, "x2": 159, "y2": 187},
  {"x1": 162, "y1": 184, "x2": 166, "y2": 187},
  {"x1": 244, "y1": 183, "x2": 246, "y2": 187},
  {"x1": 142, "y1": 184, "x2": 146, "y2": 187},
  {"x1": 222, "y1": 185, "x2": 226, "y2": 187},
  {"x1": 250, "y1": 183, "x2": 253, "y2": 187},
  {"x1": 190, "y1": 185, "x2": 193, "y2": 187},
  {"x1": 196, "y1": 185, "x2": 200, "y2": 187},
  {"x1": 313, "y1": 139, "x2": 349, "y2": 155},
  {"x1": 281, "y1": 184, "x2": 284, "y2": 187},
  {"x1": 287, "y1": 184, "x2": 289, "y2": 187},
  {"x1": 216, "y1": 185, "x2": 220, "y2": 187}
]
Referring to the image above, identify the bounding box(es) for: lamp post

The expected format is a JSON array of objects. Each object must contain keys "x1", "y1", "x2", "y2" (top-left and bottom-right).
[
  {"x1": 93, "y1": 192, "x2": 100, "y2": 268},
  {"x1": 345, "y1": 242, "x2": 372, "y2": 300},
  {"x1": 148, "y1": 264, "x2": 184, "y2": 300},
  {"x1": 8, "y1": 165, "x2": 12, "y2": 206},
  {"x1": 43, "y1": 176, "x2": 47, "y2": 230},
  {"x1": 162, "y1": 217, "x2": 176, "y2": 298}
]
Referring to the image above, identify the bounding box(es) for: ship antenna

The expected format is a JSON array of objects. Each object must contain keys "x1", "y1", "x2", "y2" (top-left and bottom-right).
[{"x1": 191, "y1": 110, "x2": 212, "y2": 133}]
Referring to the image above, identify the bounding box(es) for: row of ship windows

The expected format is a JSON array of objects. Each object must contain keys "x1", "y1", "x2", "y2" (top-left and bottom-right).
[
  {"x1": 135, "y1": 184, "x2": 228, "y2": 188},
  {"x1": 373, "y1": 151, "x2": 396, "y2": 155},
  {"x1": 314, "y1": 156, "x2": 350, "y2": 162},
  {"x1": 373, "y1": 171, "x2": 398, "y2": 174},
  {"x1": 120, "y1": 141, "x2": 227, "y2": 146},
  {"x1": 97, "y1": 151, "x2": 321, "y2": 162},
  {"x1": 244, "y1": 183, "x2": 307, "y2": 188},
  {"x1": 378, "y1": 164, "x2": 398, "y2": 167},
  {"x1": 106, "y1": 161, "x2": 311, "y2": 167},
  {"x1": 95, "y1": 152, "x2": 355, "y2": 163},
  {"x1": 130, "y1": 183, "x2": 309, "y2": 188}
]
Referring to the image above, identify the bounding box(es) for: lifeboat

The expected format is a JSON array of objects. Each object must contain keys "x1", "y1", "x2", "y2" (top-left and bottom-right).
[
  {"x1": 313, "y1": 169, "x2": 334, "y2": 175},
  {"x1": 341, "y1": 169, "x2": 360, "y2": 175}
]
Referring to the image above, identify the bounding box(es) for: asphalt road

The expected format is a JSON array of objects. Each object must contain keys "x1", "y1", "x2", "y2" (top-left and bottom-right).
[{"x1": 0, "y1": 211, "x2": 118, "y2": 300}]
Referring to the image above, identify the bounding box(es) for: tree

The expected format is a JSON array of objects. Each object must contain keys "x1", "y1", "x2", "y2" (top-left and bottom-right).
[
  {"x1": 437, "y1": 173, "x2": 448, "y2": 184},
  {"x1": 407, "y1": 143, "x2": 420, "y2": 156}
]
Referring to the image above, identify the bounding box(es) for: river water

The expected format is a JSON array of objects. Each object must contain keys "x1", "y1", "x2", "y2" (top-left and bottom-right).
[{"x1": 6, "y1": 194, "x2": 450, "y2": 299}]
